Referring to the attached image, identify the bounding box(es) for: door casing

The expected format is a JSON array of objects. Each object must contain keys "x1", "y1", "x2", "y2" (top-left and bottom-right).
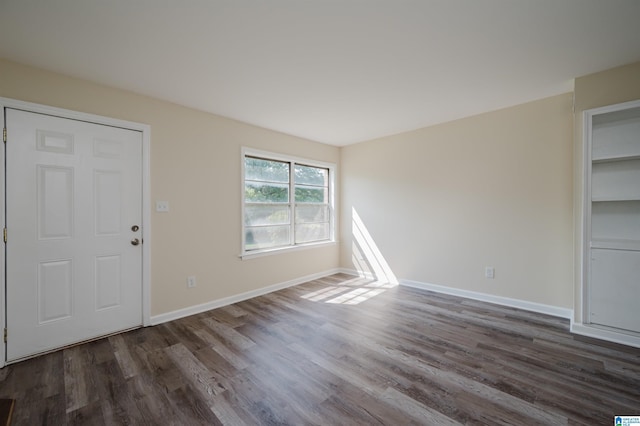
[{"x1": 0, "y1": 97, "x2": 152, "y2": 367}]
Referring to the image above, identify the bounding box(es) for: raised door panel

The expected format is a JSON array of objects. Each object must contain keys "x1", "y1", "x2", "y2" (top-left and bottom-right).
[
  {"x1": 95, "y1": 255, "x2": 121, "y2": 311},
  {"x1": 38, "y1": 259, "x2": 73, "y2": 323},
  {"x1": 37, "y1": 166, "x2": 74, "y2": 239},
  {"x1": 590, "y1": 248, "x2": 640, "y2": 333},
  {"x1": 94, "y1": 170, "x2": 122, "y2": 236}
]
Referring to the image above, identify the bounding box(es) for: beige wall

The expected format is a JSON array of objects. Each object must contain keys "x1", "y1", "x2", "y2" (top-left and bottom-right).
[
  {"x1": 341, "y1": 94, "x2": 574, "y2": 308},
  {"x1": 0, "y1": 58, "x2": 340, "y2": 316},
  {"x1": 572, "y1": 61, "x2": 640, "y2": 321},
  {"x1": 4, "y1": 56, "x2": 637, "y2": 320}
]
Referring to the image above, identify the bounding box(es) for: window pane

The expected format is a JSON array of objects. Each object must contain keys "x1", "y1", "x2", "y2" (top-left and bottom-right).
[
  {"x1": 295, "y1": 204, "x2": 329, "y2": 224},
  {"x1": 245, "y1": 182, "x2": 289, "y2": 202},
  {"x1": 245, "y1": 205, "x2": 290, "y2": 226},
  {"x1": 295, "y1": 223, "x2": 330, "y2": 244},
  {"x1": 294, "y1": 165, "x2": 327, "y2": 186},
  {"x1": 245, "y1": 157, "x2": 289, "y2": 183},
  {"x1": 295, "y1": 185, "x2": 327, "y2": 203},
  {"x1": 245, "y1": 225, "x2": 290, "y2": 250},
  {"x1": 243, "y1": 152, "x2": 334, "y2": 253}
]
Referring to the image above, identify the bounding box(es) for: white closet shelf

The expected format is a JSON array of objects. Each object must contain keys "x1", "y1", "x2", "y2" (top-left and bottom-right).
[
  {"x1": 591, "y1": 239, "x2": 640, "y2": 251},
  {"x1": 584, "y1": 99, "x2": 640, "y2": 340},
  {"x1": 592, "y1": 196, "x2": 640, "y2": 202},
  {"x1": 592, "y1": 153, "x2": 640, "y2": 163}
]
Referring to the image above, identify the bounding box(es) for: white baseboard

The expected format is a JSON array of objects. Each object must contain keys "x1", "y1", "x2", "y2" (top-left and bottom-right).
[
  {"x1": 336, "y1": 267, "x2": 377, "y2": 280},
  {"x1": 399, "y1": 278, "x2": 574, "y2": 320},
  {"x1": 150, "y1": 268, "x2": 342, "y2": 325},
  {"x1": 346, "y1": 270, "x2": 640, "y2": 348},
  {"x1": 337, "y1": 270, "x2": 573, "y2": 320},
  {"x1": 571, "y1": 322, "x2": 640, "y2": 348},
  {"x1": 149, "y1": 267, "x2": 640, "y2": 349}
]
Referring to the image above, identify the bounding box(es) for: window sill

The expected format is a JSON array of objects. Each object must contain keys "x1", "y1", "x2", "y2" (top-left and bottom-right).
[{"x1": 240, "y1": 240, "x2": 337, "y2": 260}]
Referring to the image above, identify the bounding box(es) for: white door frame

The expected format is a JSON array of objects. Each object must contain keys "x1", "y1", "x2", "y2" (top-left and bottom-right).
[{"x1": 0, "y1": 97, "x2": 152, "y2": 367}]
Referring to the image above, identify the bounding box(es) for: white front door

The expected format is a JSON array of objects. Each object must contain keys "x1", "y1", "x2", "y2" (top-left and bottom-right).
[{"x1": 5, "y1": 108, "x2": 143, "y2": 362}]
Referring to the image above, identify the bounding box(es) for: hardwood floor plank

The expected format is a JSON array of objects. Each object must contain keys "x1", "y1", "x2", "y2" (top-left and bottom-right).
[
  {"x1": 223, "y1": 371, "x2": 297, "y2": 425},
  {"x1": 165, "y1": 343, "x2": 227, "y2": 398},
  {"x1": 201, "y1": 317, "x2": 256, "y2": 351},
  {"x1": 219, "y1": 303, "x2": 250, "y2": 319},
  {"x1": 242, "y1": 365, "x2": 328, "y2": 425},
  {"x1": 193, "y1": 328, "x2": 249, "y2": 371},
  {"x1": 1, "y1": 273, "x2": 639, "y2": 424},
  {"x1": 141, "y1": 348, "x2": 187, "y2": 393},
  {"x1": 165, "y1": 384, "x2": 223, "y2": 425},
  {"x1": 209, "y1": 393, "x2": 248, "y2": 426},
  {"x1": 380, "y1": 386, "x2": 463, "y2": 426},
  {"x1": 67, "y1": 400, "x2": 106, "y2": 426},
  {"x1": 288, "y1": 341, "x2": 385, "y2": 398},
  {"x1": 110, "y1": 334, "x2": 140, "y2": 379},
  {"x1": 63, "y1": 346, "x2": 100, "y2": 414}
]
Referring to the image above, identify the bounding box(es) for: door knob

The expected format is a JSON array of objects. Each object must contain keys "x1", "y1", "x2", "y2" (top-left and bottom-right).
[{"x1": 131, "y1": 238, "x2": 140, "y2": 246}]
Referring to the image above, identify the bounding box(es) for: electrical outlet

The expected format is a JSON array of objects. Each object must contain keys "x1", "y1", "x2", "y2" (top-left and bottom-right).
[
  {"x1": 187, "y1": 276, "x2": 196, "y2": 288},
  {"x1": 156, "y1": 201, "x2": 170, "y2": 212},
  {"x1": 485, "y1": 267, "x2": 495, "y2": 279}
]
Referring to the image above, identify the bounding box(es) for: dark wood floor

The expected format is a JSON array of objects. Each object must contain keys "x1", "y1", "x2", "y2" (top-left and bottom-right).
[{"x1": 1, "y1": 273, "x2": 639, "y2": 425}]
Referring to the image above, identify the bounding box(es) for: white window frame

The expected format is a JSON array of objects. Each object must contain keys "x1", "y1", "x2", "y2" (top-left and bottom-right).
[{"x1": 241, "y1": 147, "x2": 336, "y2": 259}]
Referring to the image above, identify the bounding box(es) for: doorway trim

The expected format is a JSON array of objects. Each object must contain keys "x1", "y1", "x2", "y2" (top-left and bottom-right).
[{"x1": 0, "y1": 97, "x2": 152, "y2": 367}]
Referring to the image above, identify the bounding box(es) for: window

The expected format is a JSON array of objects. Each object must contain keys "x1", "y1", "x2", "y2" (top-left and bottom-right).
[{"x1": 242, "y1": 148, "x2": 335, "y2": 256}]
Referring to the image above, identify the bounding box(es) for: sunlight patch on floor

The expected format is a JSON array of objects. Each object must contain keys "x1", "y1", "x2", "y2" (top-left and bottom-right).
[
  {"x1": 301, "y1": 286, "x2": 347, "y2": 302},
  {"x1": 301, "y1": 208, "x2": 399, "y2": 305},
  {"x1": 326, "y1": 287, "x2": 388, "y2": 305},
  {"x1": 301, "y1": 278, "x2": 396, "y2": 305}
]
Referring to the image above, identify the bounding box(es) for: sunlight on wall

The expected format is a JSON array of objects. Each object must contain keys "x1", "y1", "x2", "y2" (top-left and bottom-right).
[
  {"x1": 300, "y1": 207, "x2": 398, "y2": 305},
  {"x1": 351, "y1": 207, "x2": 398, "y2": 285}
]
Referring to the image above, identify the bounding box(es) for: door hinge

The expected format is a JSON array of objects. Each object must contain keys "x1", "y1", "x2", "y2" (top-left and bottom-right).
[
  {"x1": 3, "y1": 328, "x2": 6, "y2": 344},
  {"x1": 2, "y1": 127, "x2": 6, "y2": 143},
  {"x1": 3, "y1": 228, "x2": 6, "y2": 244}
]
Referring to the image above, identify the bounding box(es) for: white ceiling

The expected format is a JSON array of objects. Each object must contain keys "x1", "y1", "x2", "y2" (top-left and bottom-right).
[{"x1": 1, "y1": 1, "x2": 640, "y2": 146}]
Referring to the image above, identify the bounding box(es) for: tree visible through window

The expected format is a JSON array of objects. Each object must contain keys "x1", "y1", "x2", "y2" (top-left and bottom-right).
[{"x1": 243, "y1": 152, "x2": 333, "y2": 253}]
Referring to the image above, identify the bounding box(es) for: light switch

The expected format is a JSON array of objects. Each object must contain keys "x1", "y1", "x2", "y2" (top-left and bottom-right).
[
  {"x1": 156, "y1": 201, "x2": 170, "y2": 212},
  {"x1": 485, "y1": 266, "x2": 495, "y2": 279}
]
